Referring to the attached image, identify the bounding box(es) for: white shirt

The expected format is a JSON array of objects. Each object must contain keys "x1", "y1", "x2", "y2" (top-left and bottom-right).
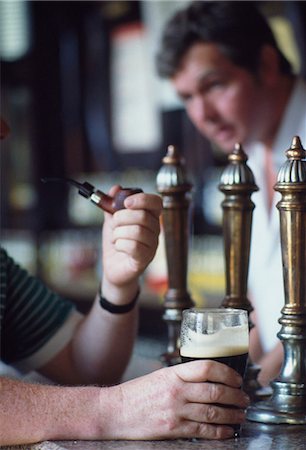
[{"x1": 246, "y1": 78, "x2": 306, "y2": 353}]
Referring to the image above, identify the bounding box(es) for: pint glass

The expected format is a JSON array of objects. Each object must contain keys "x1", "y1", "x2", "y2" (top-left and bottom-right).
[
  {"x1": 180, "y1": 308, "x2": 249, "y2": 378},
  {"x1": 180, "y1": 308, "x2": 249, "y2": 436}
]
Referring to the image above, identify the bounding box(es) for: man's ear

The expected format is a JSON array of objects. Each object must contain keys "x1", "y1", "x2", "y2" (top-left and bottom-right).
[{"x1": 258, "y1": 45, "x2": 280, "y2": 86}]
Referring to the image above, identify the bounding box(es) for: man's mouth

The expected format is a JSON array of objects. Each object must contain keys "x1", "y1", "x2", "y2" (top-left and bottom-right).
[{"x1": 213, "y1": 125, "x2": 235, "y2": 143}]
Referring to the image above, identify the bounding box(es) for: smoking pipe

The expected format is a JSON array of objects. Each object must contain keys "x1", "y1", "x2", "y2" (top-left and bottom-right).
[{"x1": 42, "y1": 177, "x2": 143, "y2": 214}]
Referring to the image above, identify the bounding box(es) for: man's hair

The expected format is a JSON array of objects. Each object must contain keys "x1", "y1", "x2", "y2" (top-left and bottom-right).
[{"x1": 156, "y1": 1, "x2": 292, "y2": 78}]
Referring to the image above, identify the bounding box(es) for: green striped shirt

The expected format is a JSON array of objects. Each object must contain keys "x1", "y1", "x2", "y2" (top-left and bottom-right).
[{"x1": 0, "y1": 247, "x2": 80, "y2": 371}]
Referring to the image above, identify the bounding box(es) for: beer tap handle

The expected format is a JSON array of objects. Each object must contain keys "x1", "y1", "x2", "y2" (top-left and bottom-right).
[
  {"x1": 219, "y1": 143, "x2": 263, "y2": 401},
  {"x1": 156, "y1": 145, "x2": 195, "y2": 365},
  {"x1": 247, "y1": 136, "x2": 306, "y2": 424}
]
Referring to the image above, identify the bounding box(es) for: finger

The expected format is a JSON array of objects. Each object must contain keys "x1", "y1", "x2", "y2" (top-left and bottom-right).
[
  {"x1": 113, "y1": 224, "x2": 158, "y2": 248},
  {"x1": 108, "y1": 184, "x2": 122, "y2": 197},
  {"x1": 124, "y1": 193, "x2": 163, "y2": 217},
  {"x1": 114, "y1": 239, "x2": 155, "y2": 264},
  {"x1": 178, "y1": 421, "x2": 235, "y2": 440},
  {"x1": 113, "y1": 210, "x2": 160, "y2": 236},
  {"x1": 174, "y1": 360, "x2": 243, "y2": 387},
  {"x1": 181, "y1": 402, "x2": 246, "y2": 425},
  {"x1": 185, "y1": 383, "x2": 249, "y2": 409}
]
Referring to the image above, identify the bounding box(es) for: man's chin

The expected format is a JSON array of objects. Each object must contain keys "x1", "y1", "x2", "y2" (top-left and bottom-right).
[
  {"x1": 207, "y1": 131, "x2": 240, "y2": 154},
  {"x1": 198, "y1": 127, "x2": 242, "y2": 154},
  {"x1": 212, "y1": 139, "x2": 238, "y2": 155}
]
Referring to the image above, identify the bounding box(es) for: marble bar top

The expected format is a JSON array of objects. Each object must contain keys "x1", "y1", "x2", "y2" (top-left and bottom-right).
[{"x1": 7, "y1": 422, "x2": 306, "y2": 450}]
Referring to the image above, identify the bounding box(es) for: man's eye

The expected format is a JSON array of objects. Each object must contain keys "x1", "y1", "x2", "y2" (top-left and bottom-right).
[
  {"x1": 179, "y1": 94, "x2": 192, "y2": 103},
  {"x1": 206, "y1": 80, "x2": 223, "y2": 90}
]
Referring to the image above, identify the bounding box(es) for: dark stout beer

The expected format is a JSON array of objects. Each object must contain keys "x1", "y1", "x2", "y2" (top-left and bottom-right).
[{"x1": 180, "y1": 350, "x2": 248, "y2": 378}]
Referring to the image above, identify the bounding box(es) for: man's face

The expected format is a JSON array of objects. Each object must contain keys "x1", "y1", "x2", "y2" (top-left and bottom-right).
[{"x1": 171, "y1": 42, "x2": 269, "y2": 153}]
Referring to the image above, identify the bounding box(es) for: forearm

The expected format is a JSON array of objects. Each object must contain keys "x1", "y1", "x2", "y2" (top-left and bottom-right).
[
  {"x1": 1, "y1": 360, "x2": 250, "y2": 444},
  {"x1": 0, "y1": 377, "x2": 103, "y2": 445},
  {"x1": 248, "y1": 312, "x2": 264, "y2": 363},
  {"x1": 257, "y1": 342, "x2": 283, "y2": 386},
  {"x1": 39, "y1": 192, "x2": 161, "y2": 386},
  {"x1": 71, "y1": 287, "x2": 139, "y2": 384},
  {"x1": 39, "y1": 278, "x2": 139, "y2": 386},
  {"x1": 248, "y1": 314, "x2": 283, "y2": 387}
]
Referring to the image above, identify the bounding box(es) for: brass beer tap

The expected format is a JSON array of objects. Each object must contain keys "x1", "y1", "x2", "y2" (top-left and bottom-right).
[
  {"x1": 219, "y1": 143, "x2": 262, "y2": 399},
  {"x1": 156, "y1": 145, "x2": 195, "y2": 365},
  {"x1": 247, "y1": 136, "x2": 306, "y2": 424}
]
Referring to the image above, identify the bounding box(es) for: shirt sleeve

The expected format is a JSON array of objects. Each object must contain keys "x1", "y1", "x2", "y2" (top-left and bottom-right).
[
  {"x1": 1, "y1": 248, "x2": 83, "y2": 372},
  {"x1": 13, "y1": 308, "x2": 83, "y2": 373}
]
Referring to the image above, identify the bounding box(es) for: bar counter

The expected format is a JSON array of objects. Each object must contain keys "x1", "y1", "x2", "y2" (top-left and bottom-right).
[{"x1": 8, "y1": 422, "x2": 306, "y2": 450}]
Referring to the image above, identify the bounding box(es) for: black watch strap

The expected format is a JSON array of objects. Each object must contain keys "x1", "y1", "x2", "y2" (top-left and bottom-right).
[{"x1": 99, "y1": 289, "x2": 140, "y2": 314}]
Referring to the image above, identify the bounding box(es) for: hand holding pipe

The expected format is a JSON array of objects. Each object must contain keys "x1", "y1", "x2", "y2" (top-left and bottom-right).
[{"x1": 41, "y1": 178, "x2": 143, "y2": 214}]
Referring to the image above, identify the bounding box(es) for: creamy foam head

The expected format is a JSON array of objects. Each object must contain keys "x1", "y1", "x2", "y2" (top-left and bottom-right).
[{"x1": 180, "y1": 323, "x2": 249, "y2": 358}]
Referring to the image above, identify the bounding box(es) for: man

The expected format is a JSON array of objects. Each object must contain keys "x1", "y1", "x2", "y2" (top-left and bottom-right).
[
  {"x1": 156, "y1": 1, "x2": 306, "y2": 387},
  {"x1": 0, "y1": 117, "x2": 249, "y2": 444}
]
